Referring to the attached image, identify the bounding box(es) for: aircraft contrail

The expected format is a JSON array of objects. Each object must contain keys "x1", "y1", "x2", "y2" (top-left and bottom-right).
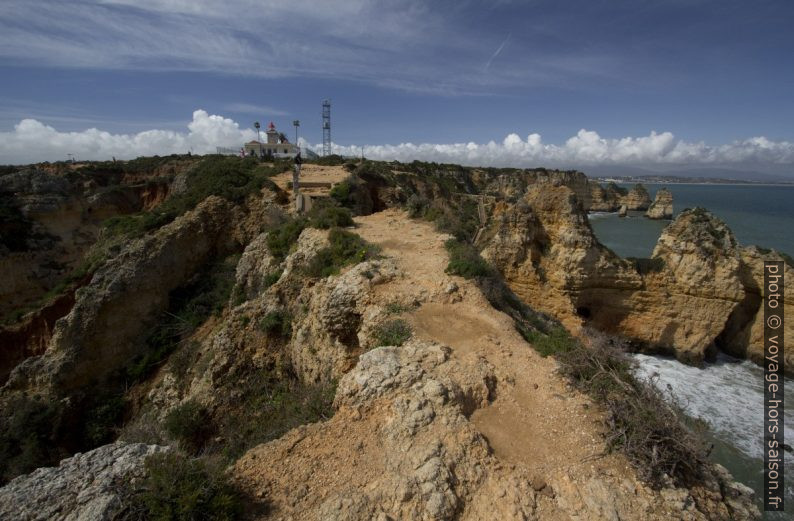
[{"x1": 484, "y1": 32, "x2": 511, "y2": 71}]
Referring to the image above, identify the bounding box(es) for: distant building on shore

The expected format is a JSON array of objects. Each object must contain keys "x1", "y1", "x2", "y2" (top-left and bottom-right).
[{"x1": 243, "y1": 121, "x2": 298, "y2": 158}]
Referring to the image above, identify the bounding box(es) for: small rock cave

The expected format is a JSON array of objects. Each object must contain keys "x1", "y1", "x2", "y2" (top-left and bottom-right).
[{"x1": 575, "y1": 306, "x2": 592, "y2": 319}]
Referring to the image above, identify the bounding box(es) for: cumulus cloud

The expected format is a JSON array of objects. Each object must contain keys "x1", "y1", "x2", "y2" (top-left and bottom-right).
[
  {"x1": 0, "y1": 110, "x2": 255, "y2": 164},
  {"x1": 1, "y1": 110, "x2": 793, "y2": 170},
  {"x1": 328, "y1": 129, "x2": 794, "y2": 168}
]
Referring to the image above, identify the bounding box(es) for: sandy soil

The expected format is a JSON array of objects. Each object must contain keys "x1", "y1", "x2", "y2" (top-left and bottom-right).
[{"x1": 270, "y1": 164, "x2": 350, "y2": 198}]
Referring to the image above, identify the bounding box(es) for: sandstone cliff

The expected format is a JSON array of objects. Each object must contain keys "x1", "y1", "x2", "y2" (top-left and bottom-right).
[
  {"x1": 621, "y1": 183, "x2": 652, "y2": 210},
  {"x1": 587, "y1": 181, "x2": 627, "y2": 211},
  {"x1": 646, "y1": 187, "x2": 673, "y2": 219},
  {"x1": 482, "y1": 189, "x2": 791, "y2": 372}
]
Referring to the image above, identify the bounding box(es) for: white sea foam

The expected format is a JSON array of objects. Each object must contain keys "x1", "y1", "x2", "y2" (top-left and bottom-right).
[{"x1": 632, "y1": 353, "x2": 793, "y2": 461}]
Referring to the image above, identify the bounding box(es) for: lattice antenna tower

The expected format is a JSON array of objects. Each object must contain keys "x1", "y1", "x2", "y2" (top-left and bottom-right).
[{"x1": 322, "y1": 99, "x2": 331, "y2": 157}]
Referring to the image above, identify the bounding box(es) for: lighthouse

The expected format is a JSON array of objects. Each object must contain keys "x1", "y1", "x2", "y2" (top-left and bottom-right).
[
  {"x1": 243, "y1": 121, "x2": 299, "y2": 158},
  {"x1": 265, "y1": 121, "x2": 279, "y2": 144}
]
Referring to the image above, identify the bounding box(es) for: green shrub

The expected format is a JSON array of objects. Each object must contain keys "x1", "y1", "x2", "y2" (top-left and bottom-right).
[
  {"x1": 329, "y1": 180, "x2": 350, "y2": 202},
  {"x1": 308, "y1": 204, "x2": 354, "y2": 229},
  {"x1": 385, "y1": 301, "x2": 412, "y2": 315},
  {"x1": 221, "y1": 373, "x2": 336, "y2": 460},
  {"x1": 267, "y1": 217, "x2": 307, "y2": 260},
  {"x1": 83, "y1": 392, "x2": 125, "y2": 447},
  {"x1": 406, "y1": 194, "x2": 429, "y2": 218},
  {"x1": 164, "y1": 401, "x2": 213, "y2": 454},
  {"x1": 328, "y1": 176, "x2": 374, "y2": 215},
  {"x1": 129, "y1": 452, "x2": 242, "y2": 521},
  {"x1": 259, "y1": 311, "x2": 292, "y2": 338},
  {"x1": 0, "y1": 396, "x2": 67, "y2": 484},
  {"x1": 434, "y1": 199, "x2": 479, "y2": 242},
  {"x1": 310, "y1": 154, "x2": 347, "y2": 166},
  {"x1": 169, "y1": 341, "x2": 199, "y2": 384},
  {"x1": 373, "y1": 319, "x2": 412, "y2": 347},
  {"x1": 304, "y1": 229, "x2": 378, "y2": 278},
  {"x1": 444, "y1": 239, "x2": 491, "y2": 279},
  {"x1": 521, "y1": 326, "x2": 577, "y2": 357},
  {"x1": 263, "y1": 270, "x2": 283, "y2": 288}
]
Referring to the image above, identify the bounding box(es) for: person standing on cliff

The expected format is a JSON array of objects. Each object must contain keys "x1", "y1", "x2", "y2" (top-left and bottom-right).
[{"x1": 293, "y1": 148, "x2": 302, "y2": 210}]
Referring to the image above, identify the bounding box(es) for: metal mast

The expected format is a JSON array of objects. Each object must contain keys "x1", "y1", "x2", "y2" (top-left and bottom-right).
[{"x1": 322, "y1": 99, "x2": 331, "y2": 157}]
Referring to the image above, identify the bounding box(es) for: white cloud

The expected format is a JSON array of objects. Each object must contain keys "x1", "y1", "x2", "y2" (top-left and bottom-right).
[
  {"x1": 1, "y1": 111, "x2": 793, "y2": 170},
  {"x1": 328, "y1": 128, "x2": 794, "y2": 168},
  {"x1": 0, "y1": 110, "x2": 255, "y2": 163}
]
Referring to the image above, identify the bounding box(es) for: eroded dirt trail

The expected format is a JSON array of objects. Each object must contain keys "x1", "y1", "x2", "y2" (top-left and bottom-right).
[{"x1": 354, "y1": 209, "x2": 619, "y2": 485}]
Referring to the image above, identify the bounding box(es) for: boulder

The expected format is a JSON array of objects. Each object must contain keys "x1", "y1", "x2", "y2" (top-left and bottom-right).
[{"x1": 0, "y1": 442, "x2": 168, "y2": 521}]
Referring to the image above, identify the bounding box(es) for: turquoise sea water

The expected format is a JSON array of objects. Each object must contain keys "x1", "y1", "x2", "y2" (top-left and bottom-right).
[{"x1": 589, "y1": 183, "x2": 794, "y2": 258}]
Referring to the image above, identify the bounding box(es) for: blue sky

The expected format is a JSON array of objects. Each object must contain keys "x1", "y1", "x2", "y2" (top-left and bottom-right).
[{"x1": 1, "y1": 0, "x2": 793, "y2": 174}]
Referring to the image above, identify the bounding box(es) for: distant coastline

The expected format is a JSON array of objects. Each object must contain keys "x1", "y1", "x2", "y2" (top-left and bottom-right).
[{"x1": 592, "y1": 175, "x2": 794, "y2": 186}]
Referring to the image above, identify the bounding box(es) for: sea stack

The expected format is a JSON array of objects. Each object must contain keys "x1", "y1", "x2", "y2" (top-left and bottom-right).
[
  {"x1": 646, "y1": 188, "x2": 673, "y2": 219},
  {"x1": 620, "y1": 184, "x2": 651, "y2": 210},
  {"x1": 618, "y1": 204, "x2": 628, "y2": 217}
]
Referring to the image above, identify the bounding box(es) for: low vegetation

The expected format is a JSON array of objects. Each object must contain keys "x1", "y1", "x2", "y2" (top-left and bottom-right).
[
  {"x1": 266, "y1": 204, "x2": 355, "y2": 260},
  {"x1": 304, "y1": 228, "x2": 379, "y2": 278},
  {"x1": 219, "y1": 373, "x2": 336, "y2": 461},
  {"x1": 164, "y1": 400, "x2": 214, "y2": 455},
  {"x1": 127, "y1": 452, "x2": 243, "y2": 521},
  {"x1": 520, "y1": 326, "x2": 577, "y2": 357},
  {"x1": 0, "y1": 395, "x2": 68, "y2": 484},
  {"x1": 549, "y1": 329, "x2": 711, "y2": 489},
  {"x1": 259, "y1": 310, "x2": 292, "y2": 338},
  {"x1": 103, "y1": 156, "x2": 285, "y2": 240},
  {"x1": 372, "y1": 319, "x2": 412, "y2": 347},
  {"x1": 444, "y1": 239, "x2": 491, "y2": 278},
  {"x1": 308, "y1": 204, "x2": 354, "y2": 229}
]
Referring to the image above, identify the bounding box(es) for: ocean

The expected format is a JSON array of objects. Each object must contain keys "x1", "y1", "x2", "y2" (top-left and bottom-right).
[
  {"x1": 588, "y1": 183, "x2": 793, "y2": 518},
  {"x1": 589, "y1": 183, "x2": 794, "y2": 258}
]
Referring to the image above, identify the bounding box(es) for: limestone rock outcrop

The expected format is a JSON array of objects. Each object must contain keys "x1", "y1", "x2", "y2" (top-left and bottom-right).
[
  {"x1": 588, "y1": 182, "x2": 627, "y2": 212},
  {"x1": 482, "y1": 187, "x2": 790, "y2": 371},
  {"x1": 479, "y1": 184, "x2": 642, "y2": 333},
  {"x1": 611, "y1": 208, "x2": 746, "y2": 363},
  {"x1": 621, "y1": 183, "x2": 652, "y2": 210},
  {"x1": 646, "y1": 187, "x2": 673, "y2": 219},
  {"x1": 0, "y1": 442, "x2": 168, "y2": 521},
  {"x1": 618, "y1": 204, "x2": 628, "y2": 217},
  {"x1": 125, "y1": 225, "x2": 399, "y2": 431},
  {"x1": 727, "y1": 246, "x2": 794, "y2": 369}
]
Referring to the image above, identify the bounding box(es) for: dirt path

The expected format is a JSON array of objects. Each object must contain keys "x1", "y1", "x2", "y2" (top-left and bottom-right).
[
  {"x1": 270, "y1": 163, "x2": 349, "y2": 198},
  {"x1": 354, "y1": 209, "x2": 625, "y2": 486}
]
